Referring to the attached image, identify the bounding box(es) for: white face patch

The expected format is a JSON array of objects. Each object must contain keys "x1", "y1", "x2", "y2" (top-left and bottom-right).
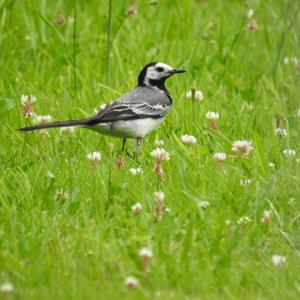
[{"x1": 144, "y1": 62, "x2": 174, "y2": 85}]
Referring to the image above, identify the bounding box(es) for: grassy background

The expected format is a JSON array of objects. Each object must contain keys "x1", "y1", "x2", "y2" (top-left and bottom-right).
[{"x1": 1, "y1": 0, "x2": 300, "y2": 299}]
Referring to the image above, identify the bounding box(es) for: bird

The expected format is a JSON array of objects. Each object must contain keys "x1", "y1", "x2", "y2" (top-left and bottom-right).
[{"x1": 19, "y1": 62, "x2": 186, "y2": 152}]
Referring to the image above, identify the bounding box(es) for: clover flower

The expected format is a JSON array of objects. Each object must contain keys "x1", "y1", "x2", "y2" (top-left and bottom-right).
[
  {"x1": 126, "y1": 4, "x2": 138, "y2": 16},
  {"x1": 214, "y1": 152, "x2": 227, "y2": 163},
  {"x1": 206, "y1": 111, "x2": 219, "y2": 130},
  {"x1": 139, "y1": 247, "x2": 153, "y2": 273},
  {"x1": 261, "y1": 210, "x2": 271, "y2": 224},
  {"x1": 21, "y1": 94, "x2": 37, "y2": 119},
  {"x1": 1, "y1": 283, "x2": 13, "y2": 293},
  {"x1": 297, "y1": 108, "x2": 300, "y2": 118},
  {"x1": 232, "y1": 140, "x2": 252, "y2": 156},
  {"x1": 55, "y1": 189, "x2": 69, "y2": 201},
  {"x1": 94, "y1": 103, "x2": 107, "y2": 114},
  {"x1": 154, "y1": 191, "x2": 169, "y2": 219},
  {"x1": 116, "y1": 155, "x2": 125, "y2": 169},
  {"x1": 275, "y1": 128, "x2": 287, "y2": 137},
  {"x1": 155, "y1": 139, "x2": 164, "y2": 146},
  {"x1": 269, "y1": 162, "x2": 275, "y2": 168},
  {"x1": 198, "y1": 201, "x2": 209, "y2": 209},
  {"x1": 33, "y1": 115, "x2": 52, "y2": 136},
  {"x1": 151, "y1": 148, "x2": 170, "y2": 161},
  {"x1": 283, "y1": 149, "x2": 296, "y2": 157},
  {"x1": 129, "y1": 167, "x2": 143, "y2": 176},
  {"x1": 125, "y1": 276, "x2": 139, "y2": 289},
  {"x1": 181, "y1": 134, "x2": 197, "y2": 145},
  {"x1": 87, "y1": 152, "x2": 101, "y2": 168},
  {"x1": 225, "y1": 220, "x2": 232, "y2": 226},
  {"x1": 291, "y1": 57, "x2": 298, "y2": 65},
  {"x1": 35, "y1": 115, "x2": 52, "y2": 124},
  {"x1": 247, "y1": 20, "x2": 258, "y2": 31},
  {"x1": 272, "y1": 254, "x2": 286, "y2": 266},
  {"x1": 155, "y1": 191, "x2": 165, "y2": 202},
  {"x1": 151, "y1": 148, "x2": 170, "y2": 180},
  {"x1": 247, "y1": 9, "x2": 254, "y2": 19},
  {"x1": 186, "y1": 89, "x2": 203, "y2": 102},
  {"x1": 240, "y1": 178, "x2": 252, "y2": 187},
  {"x1": 206, "y1": 111, "x2": 219, "y2": 120},
  {"x1": 60, "y1": 126, "x2": 75, "y2": 134},
  {"x1": 237, "y1": 216, "x2": 252, "y2": 226},
  {"x1": 131, "y1": 202, "x2": 142, "y2": 215},
  {"x1": 283, "y1": 57, "x2": 289, "y2": 64}
]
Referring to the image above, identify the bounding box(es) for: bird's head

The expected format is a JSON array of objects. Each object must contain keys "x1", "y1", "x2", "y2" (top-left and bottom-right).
[{"x1": 138, "y1": 62, "x2": 186, "y2": 90}]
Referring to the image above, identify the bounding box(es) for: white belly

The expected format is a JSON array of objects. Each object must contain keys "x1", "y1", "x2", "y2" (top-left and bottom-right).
[{"x1": 86, "y1": 117, "x2": 165, "y2": 138}]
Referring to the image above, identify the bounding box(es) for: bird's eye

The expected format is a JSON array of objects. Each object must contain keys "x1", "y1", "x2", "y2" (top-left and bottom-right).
[{"x1": 156, "y1": 67, "x2": 164, "y2": 72}]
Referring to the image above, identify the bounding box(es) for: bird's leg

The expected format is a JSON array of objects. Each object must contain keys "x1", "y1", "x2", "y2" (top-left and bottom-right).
[
  {"x1": 135, "y1": 138, "x2": 143, "y2": 155},
  {"x1": 120, "y1": 138, "x2": 127, "y2": 152}
]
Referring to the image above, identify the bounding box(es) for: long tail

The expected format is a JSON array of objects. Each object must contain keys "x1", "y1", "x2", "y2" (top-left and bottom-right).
[{"x1": 18, "y1": 119, "x2": 89, "y2": 132}]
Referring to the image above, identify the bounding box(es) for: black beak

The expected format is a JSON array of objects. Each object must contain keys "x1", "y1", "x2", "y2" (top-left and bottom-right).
[{"x1": 171, "y1": 68, "x2": 186, "y2": 74}]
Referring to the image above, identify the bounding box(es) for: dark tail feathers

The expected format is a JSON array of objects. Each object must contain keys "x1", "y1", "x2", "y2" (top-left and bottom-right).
[{"x1": 18, "y1": 119, "x2": 89, "y2": 132}]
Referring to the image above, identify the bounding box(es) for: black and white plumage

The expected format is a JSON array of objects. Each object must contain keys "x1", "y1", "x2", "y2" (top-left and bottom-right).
[{"x1": 19, "y1": 62, "x2": 186, "y2": 150}]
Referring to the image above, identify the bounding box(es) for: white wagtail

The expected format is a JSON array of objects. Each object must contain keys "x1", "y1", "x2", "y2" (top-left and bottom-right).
[{"x1": 19, "y1": 62, "x2": 186, "y2": 151}]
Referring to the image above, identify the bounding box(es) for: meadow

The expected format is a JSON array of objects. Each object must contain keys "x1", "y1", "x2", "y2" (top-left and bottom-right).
[{"x1": 0, "y1": 0, "x2": 300, "y2": 299}]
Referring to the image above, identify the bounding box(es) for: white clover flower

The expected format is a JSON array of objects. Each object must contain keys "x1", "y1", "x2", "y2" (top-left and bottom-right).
[
  {"x1": 225, "y1": 219, "x2": 232, "y2": 226},
  {"x1": 275, "y1": 128, "x2": 287, "y2": 137},
  {"x1": 240, "y1": 178, "x2": 252, "y2": 187},
  {"x1": 154, "y1": 139, "x2": 164, "y2": 146},
  {"x1": 214, "y1": 152, "x2": 227, "y2": 162},
  {"x1": 125, "y1": 276, "x2": 139, "y2": 289},
  {"x1": 269, "y1": 162, "x2": 276, "y2": 168},
  {"x1": 55, "y1": 189, "x2": 68, "y2": 200},
  {"x1": 100, "y1": 103, "x2": 107, "y2": 110},
  {"x1": 30, "y1": 95, "x2": 37, "y2": 103},
  {"x1": 47, "y1": 171, "x2": 55, "y2": 179},
  {"x1": 186, "y1": 89, "x2": 203, "y2": 101},
  {"x1": 155, "y1": 191, "x2": 165, "y2": 202},
  {"x1": 206, "y1": 111, "x2": 219, "y2": 120},
  {"x1": 237, "y1": 216, "x2": 252, "y2": 225},
  {"x1": 272, "y1": 254, "x2": 286, "y2": 266},
  {"x1": 283, "y1": 56, "x2": 289, "y2": 64},
  {"x1": 232, "y1": 140, "x2": 252, "y2": 156},
  {"x1": 283, "y1": 149, "x2": 296, "y2": 157},
  {"x1": 129, "y1": 167, "x2": 143, "y2": 176},
  {"x1": 126, "y1": 3, "x2": 138, "y2": 16},
  {"x1": 247, "y1": 8, "x2": 254, "y2": 19},
  {"x1": 1, "y1": 283, "x2": 13, "y2": 293},
  {"x1": 131, "y1": 202, "x2": 142, "y2": 214},
  {"x1": 21, "y1": 95, "x2": 37, "y2": 119},
  {"x1": 151, "y1": 148, "x2": 170, "y2": 161},
  {"x1": 21, "y1": 95, "x2": 29, "y2": 105},
  {"x1": 198, "y1": 201, "x2": 209, "y2": 209},
  {"x1": 247, "y1": 20, "x2": 258, "y2": 31},
  {"x1": 35, "y1": 115, "x2": 52, "y2": 124},
  {"x1": 21, "y1": 94, "x2": 36, "y2": 106},
  {"x1": 165, "y1": 207, "x2": 171, "y2": 213},
  {"x1": 291, "y1": 57, "x2": 298, "y2": 65},
  {"x1": 297, "y1": 108, "x2": 300, "y2": 117},
  {"x1": 94, "y1": 103, "x2": 107, "y2": 114},
  {"x1": 87, "y1": 152, "x2": 101, "y2": 163},
  {"x1": 60, "y1": 126, "x2": 75, "y2": 134},
  {"x1": 261, "y1": 210, "x2": 271, "y2": 224},
  {"x1": 181, "y1": 134, "x2": 197, "y2": 145},
  {"x1": 139, "y1": 247, "x2": 153, "y2": 259}
]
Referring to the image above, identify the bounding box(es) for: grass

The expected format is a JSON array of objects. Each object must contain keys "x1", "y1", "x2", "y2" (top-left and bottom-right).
[{"x1": 0, "y1": 0, "x2": 300, "y2": 299}]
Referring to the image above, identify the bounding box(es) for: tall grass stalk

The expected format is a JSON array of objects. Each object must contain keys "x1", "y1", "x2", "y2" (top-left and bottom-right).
[
  {"x1": 72, "y1": 0, "x2": 77, "y2": 98},
  {"x1": 105, "y1": 0, "x2": 112, "y2": 83}
]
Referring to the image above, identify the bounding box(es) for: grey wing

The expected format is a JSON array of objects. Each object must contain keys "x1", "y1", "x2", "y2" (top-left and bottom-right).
[{"x1": 88, "y1": 87, "x2": 171, "y2": 124}]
